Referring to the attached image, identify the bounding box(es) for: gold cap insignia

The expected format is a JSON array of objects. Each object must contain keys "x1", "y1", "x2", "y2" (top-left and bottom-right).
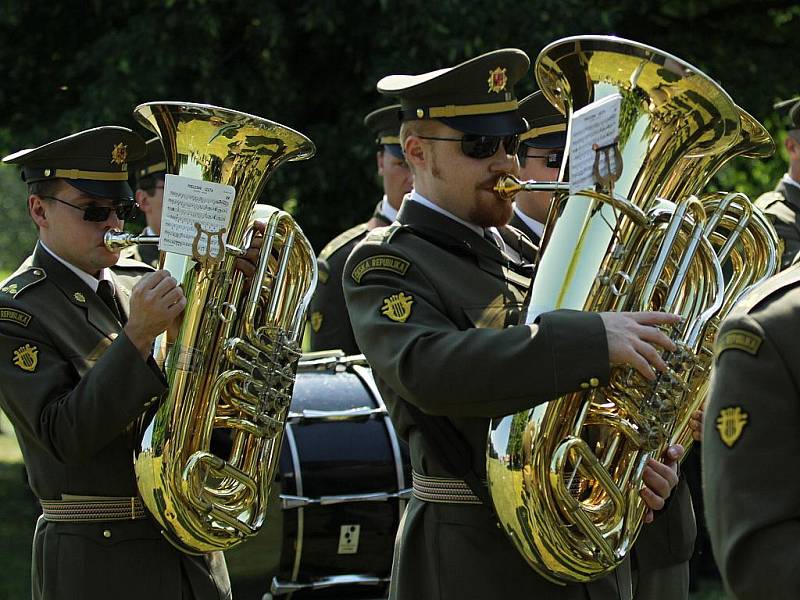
[
  {"x1": 1, "y1": 283, "x2": 18, "y2": 295},
  {"x1": 380, "y1": 292, "x2": 414, "y2": 323},
  {"x1": 487, "y1": 67, "x2": 508, "y2": 94},
  {"x1": 716, "y1": 406, "x2": 749, "y2": 448},
  {"x1": 73, "y1": 292, "x2": 86, "y2": 304},
  {"x1": 310, "y1": 311, "x2": 324, "y2": 333},
  {"x1": 13, "y1": 343, "x2": 38, "y2": 372},
  {"x1": 110, "y1": 143, "x2": 128, "y2": 166}
]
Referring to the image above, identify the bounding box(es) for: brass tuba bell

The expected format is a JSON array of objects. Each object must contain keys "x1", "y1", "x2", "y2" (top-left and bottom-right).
[
  {"x1": 487, "y1": 36, "x2": 781, "y2": 583},
  {"x1": 106, "y1": 102, "x2": 317, "y2": 553}
]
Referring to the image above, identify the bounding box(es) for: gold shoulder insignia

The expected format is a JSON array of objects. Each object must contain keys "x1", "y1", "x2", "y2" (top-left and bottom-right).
[
  {"x1": 715, "y1": 406, "x2": 748, "y2": 447},
  {"x1": 0, "y1": 308, "x2": 32, "y2": 328},
  {"x1": 351, "y1": 255, "x2": 410, "y2": 284},
  {"x1": 319, "y1": 223, "x2": 369, "y2": 261},
  {"x1": 364, "y1": 224, "x2": 404, "y2": 245},
  {"x1": 380, "y1": 292, "x2": 414, "y2": 323},
  {"x1": 310, "y1": 311, "x2": 324, "y2": 333},
  {"x1": 714, "y1": 328, "x2": 763, "y2": 360},
  {"x1": 12, "y1": 343, "x2": 38, "y2": 372},
  {"x1": 0, "y1": 267, "x2": 46, "y2": 298}
]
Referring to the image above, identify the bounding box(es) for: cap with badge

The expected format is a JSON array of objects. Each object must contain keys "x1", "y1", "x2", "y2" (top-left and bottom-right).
[
  {"x1": 134, "y1": 137, "x2": 167, "y2": 188},
  {"x1": 364, "y1": 105, "x2": 403, "y2": 158},
  {"x1": 774, "y1": 96, "x2": 800, "y2": 131},
  {"x1": 2, "y1": 126, "x2": 146, "y2": 200},
  {"x1": 377, "y1": 48, "x2": 530, "y2": 136}
]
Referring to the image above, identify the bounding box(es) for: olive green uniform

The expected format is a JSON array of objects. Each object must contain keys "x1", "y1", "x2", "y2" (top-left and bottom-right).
[
  {"x1": 343, "y1": 199, "x2": 634, "y2": 599},
  {"x1": 120, "y1": 241, "x2": 160, "y2": 268},
  {"x1": 508, "y1": 209, "x2": 542, "y2": 247},
  {"x1": 703, "y1": 264, "x2": 800, "y2": 598},
  {"x1": 755, "y1": 179, "x2": 800, "y2": 270},
  {"x1": 0, "y1": 244, "x2": 230, "y2": 600},
  {"x1": 308, "y1": 202, "x2": 391, "y2": 354}
]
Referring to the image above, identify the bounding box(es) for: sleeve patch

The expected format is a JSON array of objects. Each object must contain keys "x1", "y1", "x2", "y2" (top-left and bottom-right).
[
  {"x1": 0, "y1": 308, "x2": 31, "y2": 327},
  {"x1": 715, "y1": 328, "x2": 762, "y2": 360},
  {"x1": 715, "y1": 406, "x2": 748, "y2": 448},
  {"x1": 351, "y1": 255, "x2": 410, "y2": 283},
  {"x1": 12, "y1": 343, "x2": 38, "y2": 372},
  {"x1": 380, "y1": 292, "x2": 414, "y2": 323}
]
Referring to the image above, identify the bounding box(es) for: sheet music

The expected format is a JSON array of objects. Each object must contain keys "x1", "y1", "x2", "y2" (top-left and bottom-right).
[
  {"x1": 159, "y1": 174, "x2": 235, "y2": 257},
  {"x1": 568, "y1": 94, "x2": 622, "y2": 195}
]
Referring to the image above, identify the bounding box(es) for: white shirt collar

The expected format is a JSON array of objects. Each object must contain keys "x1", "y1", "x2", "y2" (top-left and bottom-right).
[
  {"x1": 379, "y1": 195, "x2": 398, "y2": 222},
  {"x1": 781, "y1": 173, "x2": 800, "y2": 192},
  {"x1": 143, "y1": 225, "x2": 156, "y2": 236},
  {"x1": 512, "y1": 203, "x2": 545, "y2": 239},
  {"x1": 39, "y1": 241, "x2": 113, "y2": 293}
]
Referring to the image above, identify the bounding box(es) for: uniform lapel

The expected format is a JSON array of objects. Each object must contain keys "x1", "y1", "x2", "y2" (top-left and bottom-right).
[
  {"x1": 33, "y1": 245, "x2": 121, "y2": 340},
  {"x1": 398, "y1": 200, "x2": 530, "y2": 293},
  {"x1": 109, "y1": 270, "x2": 131, "y2": 322},
  {"x1": 778, "y1": 179, "x2": 800, "y2": 213}
]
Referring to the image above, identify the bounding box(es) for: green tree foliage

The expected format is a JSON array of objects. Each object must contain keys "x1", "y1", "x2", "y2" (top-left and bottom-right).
[{"x1": 0, "y1": 0, "x2": 796, "y2": 269}]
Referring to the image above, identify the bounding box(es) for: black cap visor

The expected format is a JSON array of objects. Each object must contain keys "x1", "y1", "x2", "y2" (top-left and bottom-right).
[
  {"x1": 67, "y1": 179, "x2": 134, "y2": 201},
  {"x1": 383, "y1": 144, "x2": 404, "y2": 159},
  {"x1": 522, "y1": 131, "x2": 567, "y2": 149}
]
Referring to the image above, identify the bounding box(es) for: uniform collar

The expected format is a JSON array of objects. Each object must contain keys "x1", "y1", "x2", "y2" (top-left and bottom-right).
[
  {"x1": 781, "y1": 173, "x2": 800, "y2": 192},
  {"x1": 38, "y1": 240, "x2": 113, "y2": 293},
  {"x1": 511, "y1": 203, "x2": 545, "y2": 240},
  {"x1": 379, "y1": 195, "x2": 399, "y2": 222}
]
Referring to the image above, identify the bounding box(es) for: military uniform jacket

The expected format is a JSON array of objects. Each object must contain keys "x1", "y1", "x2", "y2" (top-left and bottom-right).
[
  {"x1": 308, "y1": 202, "x2": 391, "y2": 354},
  {"x1": 755, "y1": 179, "x2": 800, "y2": 270},
  {"x1": 0, "y1": 244, "x2": 230, "y2": 600},
  {"x1": 120, "y1": 242, "x2": 160, "y2": 268},
  {"x1": 703, "y1": 264, "x2": 800, "y2": 599},
  {"x1": 343, "y1": 199, "x2": 636, "y2": 600}
]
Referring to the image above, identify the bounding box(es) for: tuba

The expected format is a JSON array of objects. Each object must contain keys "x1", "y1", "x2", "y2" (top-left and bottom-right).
[
  {"x1": 105, "y1": 102, "x2": 316, "y2": 553},
  {"x1": 487, "y1": 36, "x2": 781, "y2": 582}
]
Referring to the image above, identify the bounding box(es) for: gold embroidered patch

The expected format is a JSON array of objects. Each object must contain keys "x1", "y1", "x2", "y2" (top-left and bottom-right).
[
  {"x1": 380, "y1": 292, "x2": 414, "y2": 323},
  {"x1": 12, "y1": 343, "x2": 38, "y2": 372},
  {"x1": 716, "y1": 406, "x2": 748, "y2": 448},
  {"x1": 73, "y1": 292, "x2": 86, "y2": 304},
  {"x1": 487, "y1": 67, "x2": 508, "y2": 93},
  {"x1": 715, "y1": 328, "x2": 763, "y2": 360},
  {"x1": 310, "y1": 311, "x2": 323, "y2": 333},
  {"x1": 0, "y1": 308, "x2": 31, "y2": 327},
  {"x1": 110, "y1": 142, "x2": 128, "y2": 166},
  {"x1": 1, "y1": 283, "x2": 18, "y2": 295},
  {"x1": 351, "y1": 255, "x2": 411, "y2": 283}
]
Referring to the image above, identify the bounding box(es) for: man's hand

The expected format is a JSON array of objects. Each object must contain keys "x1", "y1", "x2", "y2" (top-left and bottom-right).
[
  {"x1": 124, "y1": 270, "x2": 187, "y2": 358},
  {"x1": 688, "y1": 406, "x2": 704, "y2": 442},
  {"x1": 600, "y1": 311, "x2": 681, "y2": 381},
  {"x1": 640, "y1": 444, "x2": 683, "y2": 523},
  {"x1": 234, "y1": 220, "x2": 267, "y2": 280}
]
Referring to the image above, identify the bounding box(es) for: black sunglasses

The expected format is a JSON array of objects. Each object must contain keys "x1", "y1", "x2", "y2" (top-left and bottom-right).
[
  {"x1": 520, "y1": 149, "x2": 565, "y2": 169},
  {"x1": 40, "y1": 195, "x2": 138, "y2": 222},
  {"x1": 417, "y1": 134, "x2": 521, "y2": 160}
]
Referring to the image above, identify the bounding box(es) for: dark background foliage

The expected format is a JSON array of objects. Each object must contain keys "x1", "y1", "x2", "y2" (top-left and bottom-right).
[{"x1": 0, "y1": 0, "x2": 797, "y2": 271}]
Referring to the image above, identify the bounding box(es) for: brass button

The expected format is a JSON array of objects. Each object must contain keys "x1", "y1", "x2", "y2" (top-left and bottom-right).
[
  {"x1": 416, "y1": 108, "x2": 424, "y2": 118},
  {"x1": 32, "y1": 269, "x2": 42, "y2": 276},
  {"x1": 580, "y1": 382, "x2": 590, "y2": 390},
  {"x1": 590, "y1": 377, "x2": 600, "y2": 388},
  {"x1": 102, "y1": 529, "x2": 112, "y2": 539}
]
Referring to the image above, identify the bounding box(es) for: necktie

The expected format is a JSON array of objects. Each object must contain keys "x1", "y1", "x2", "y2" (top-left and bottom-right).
[
  {"x1": 96, "y1": 280, "x2": 123, "y2": 324},
  {"x1": 483, "y1": 229, "x2": 502, "y2": 251}
]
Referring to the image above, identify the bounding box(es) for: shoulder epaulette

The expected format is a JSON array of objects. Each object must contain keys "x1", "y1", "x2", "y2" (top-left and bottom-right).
[
  {"x1": 755, "y1": 191, "x2": 785, "y2": 210},
  {"x1": 364, "y1": 224, "x2": 405, "y2": 245},
  {"x1": 0, "y1": 266, "x2": 47, "y2": 298},
  {"x1": 731, "y1": 263, "x2": 800, "y2": 317},
  {"x1": 113, "y1": 256, "x2": 156, "y2": 271},
  {"x1": 319, "y1": 223, "x2": 370, "y2": 261}
]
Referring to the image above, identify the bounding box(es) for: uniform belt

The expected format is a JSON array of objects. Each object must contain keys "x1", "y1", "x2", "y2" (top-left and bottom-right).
[
  {"x1": 40, "y1": 497, "x2": 147, "y2": 522},
  {"x1": 412, "y1": 471, "x2": 484, "y2": 505}
]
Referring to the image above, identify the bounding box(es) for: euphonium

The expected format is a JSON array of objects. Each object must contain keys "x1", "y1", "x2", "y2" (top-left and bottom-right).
[
  {"x1": 487, "y1": 36, "x2": 781, "y2": 583},
  {"x1": 105, "y1": 102, "x2": 316, "y2": 553}
]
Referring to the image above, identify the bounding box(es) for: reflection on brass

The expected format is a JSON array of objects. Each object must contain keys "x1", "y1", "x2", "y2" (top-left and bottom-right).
[
  {"x1": 486, "y1": 35, "x2": 782, "y2": 584},
  {"x1": 131, "y1": 101, "x2": 317, "y2": 554}
]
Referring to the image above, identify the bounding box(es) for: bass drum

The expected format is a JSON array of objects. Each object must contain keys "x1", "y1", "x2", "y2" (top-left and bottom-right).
[{"x1": 227, "y1": 354, "x2": 410, "y2": 599}]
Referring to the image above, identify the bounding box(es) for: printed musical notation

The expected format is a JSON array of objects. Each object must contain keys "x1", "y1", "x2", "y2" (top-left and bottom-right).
[{"x1": 569, "y1": 94, "x2": 622, "y2": 195}]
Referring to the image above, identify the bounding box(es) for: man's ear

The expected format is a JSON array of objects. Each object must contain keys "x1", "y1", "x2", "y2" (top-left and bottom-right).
[
  {"x1": 29, "y1": 195, "x2": 49, "y2": 229},
  {"x1": 376, "y1": 150, "x2": 385, "y2": 176},
  {"x1": 404, "y1": 136, "x2": 426, "y2": 171},
  {"x1": 135, "y1": 189, "x2": 149, "y2": 212}
]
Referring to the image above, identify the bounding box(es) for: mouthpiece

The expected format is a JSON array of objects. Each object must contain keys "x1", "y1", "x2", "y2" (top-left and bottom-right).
[{"x1": 104, "y1": 229, "x2": 160, "y2": 251}]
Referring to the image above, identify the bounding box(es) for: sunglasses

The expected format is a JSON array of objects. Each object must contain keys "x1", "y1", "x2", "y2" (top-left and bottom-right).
[
  {"x1": 520, "y1": 149, "x2": 565, "y2": 169},
  {"x1": 41, "y1": 195, "x2": 138, "y2": 222},
  {"x1": 417, "y1": 134, "x2": 521, "y2": 160}
]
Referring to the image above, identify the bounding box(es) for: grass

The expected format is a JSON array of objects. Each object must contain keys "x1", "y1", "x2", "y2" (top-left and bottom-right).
[{"x1": 0, "y1": 413, "x2": 729, "y2": 599}]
